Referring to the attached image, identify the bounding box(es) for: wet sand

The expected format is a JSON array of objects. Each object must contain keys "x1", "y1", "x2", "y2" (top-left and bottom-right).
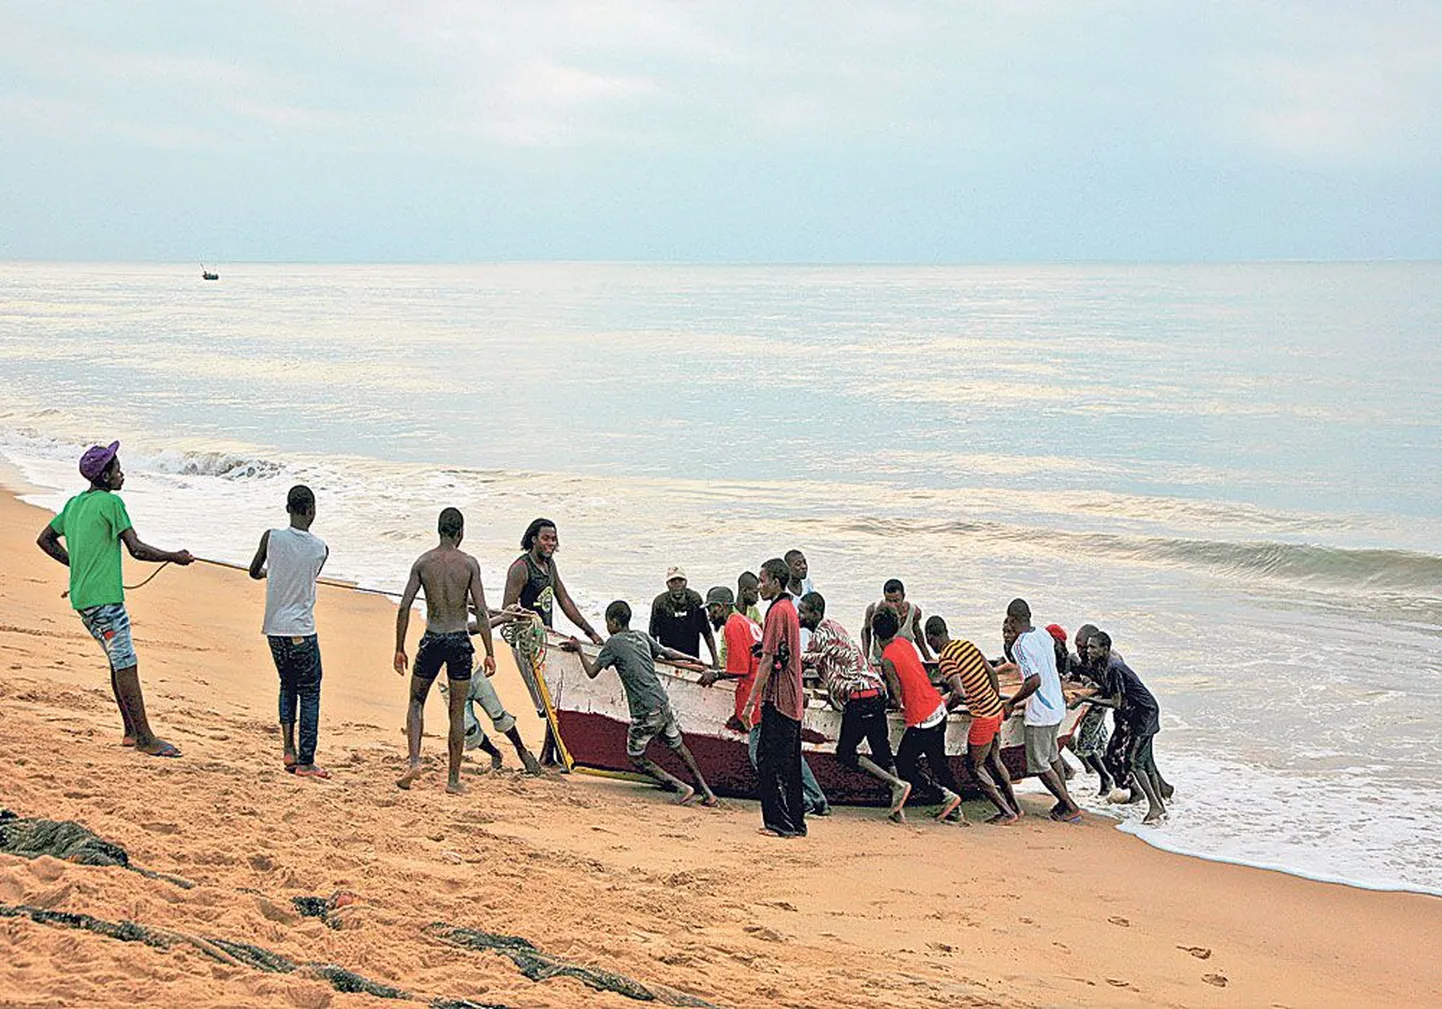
[{"x1": 1, "y1": 486, "x2": 1438, "y2": 1008}]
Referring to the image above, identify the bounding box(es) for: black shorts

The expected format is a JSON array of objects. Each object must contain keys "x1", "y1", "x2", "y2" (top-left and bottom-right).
[
  {"x1": 837, "y1": 692, "x2": 894, "y2": 769},
  {"x1": 413, "y1": 631, "x2": 474, "y2": 683}
]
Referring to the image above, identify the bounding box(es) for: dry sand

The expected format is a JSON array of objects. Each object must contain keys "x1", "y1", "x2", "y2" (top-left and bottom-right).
[{"x1": 1, "y1": 486, "x2": 1438, "y2": 1008}]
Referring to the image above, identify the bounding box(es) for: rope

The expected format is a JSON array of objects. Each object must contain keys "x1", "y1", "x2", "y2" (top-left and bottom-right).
[
  {"x1": 60, "y1": 555, "x2": 406, "y2": 600},
  {"x1": 61, "y1": 561, "x2": 171, "y2": 599},
  {"x1": 500, "y1": 610, "x2": 548, "y2": 680}
]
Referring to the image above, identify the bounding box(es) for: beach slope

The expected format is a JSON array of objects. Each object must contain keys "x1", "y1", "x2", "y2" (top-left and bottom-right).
[{"x1": 0, "y1": 488, "x2": 1437, "y2": 1008}]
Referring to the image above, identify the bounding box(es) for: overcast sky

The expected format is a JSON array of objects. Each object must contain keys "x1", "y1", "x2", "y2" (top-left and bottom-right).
[{"x1": 2, "y1": 2, "x2": 1439, "y2": 262}]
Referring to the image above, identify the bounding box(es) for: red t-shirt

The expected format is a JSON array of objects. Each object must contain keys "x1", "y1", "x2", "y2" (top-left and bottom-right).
[
  {"x1": 883, "y1": 638, "x2": 945, "y2": 728},
  {"x1": 723, "y1": 610, "x2": 761, "y2": 726},
  {"x1": 761, "y1": 594, "x2": 805, "y2": 721}
]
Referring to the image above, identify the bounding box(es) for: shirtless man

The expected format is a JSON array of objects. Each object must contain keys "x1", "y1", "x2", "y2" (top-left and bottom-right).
[
  {"x1": 393, "y1": 507, "x2": 498, "y2": 794},
  {"x1": 503, "y1": 517, "x2": 603, "y2": 767}
]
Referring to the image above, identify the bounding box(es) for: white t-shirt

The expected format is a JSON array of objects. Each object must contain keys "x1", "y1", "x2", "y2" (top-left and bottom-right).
[
  {"x1": 262, "y1": 527, "x2": 328, "y2": 637},
  {"x1": 1013, "y1": 627, "x2": 1064, "y2": 727}
]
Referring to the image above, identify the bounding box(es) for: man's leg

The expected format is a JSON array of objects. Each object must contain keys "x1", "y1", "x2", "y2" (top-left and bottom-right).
[
  {"x1": 779, "y1": 708, "x2": 806, "y2": 836},
  {"x1": 748, "y1": 723, "x2": 761, "y2": 770},
  {"x1": 1083, "y1": 753, "x2": 1114, "y2": 795},
  {"x1": 268, "y1": 637, "x2": 299, "y2": 767},
  {"x1": 841, "y1": 698, "x2": 909, "y2": 815},
  {"x1": 470, "y1": 673, "x2": 541, "y2": 774},
  {"x1": 986, "y1": 740, "x2": 1021, "y2": 817},
  {"x1": 294, "y1": 637, "x2": 325, "y2": 776},
  {"x1": 83, "y1": 605, "x2": 174, "y2": 756},
  {"x1": 921, "y1": 723, "x2": 964, "y2": 822},
  {"x1": 445, "y1": 673, "x2": 469, "y2": 794},
  {"x1": 396, "y1": 673, "x2": 433, "y2": 789},
  {"x1": 109, "y1": 668, "x2": 137, "y2": 745},
  {"x1": 801, "y1": 756, "x2": 829, "y2": 816},
  {"x1": 1028, "y1": 725, "x2": 1080, "y2": 818},
  {"x1": 1131, "y1": 731, "x2": 1166, "y2": 824},
  {"x1": 112, "y1": 665, "x2": 174, "y2": 755},
  {"x1": 673, "y1": 741, "x2": 718, "y2": 806},
  {"x1": 967, "y1": 741, "x2": 1014, "y2": 820}
]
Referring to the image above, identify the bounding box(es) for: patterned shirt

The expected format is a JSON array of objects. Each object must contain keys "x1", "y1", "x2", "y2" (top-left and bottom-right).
[
  {"x1": 804, "y1": 618, "x2": 883, "y2": 702},
  {"x1": 938, "y1": 638, "x2": 1004, "y2": 719}
]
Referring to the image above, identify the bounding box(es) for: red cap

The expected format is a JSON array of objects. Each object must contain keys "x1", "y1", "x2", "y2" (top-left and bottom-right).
[{"x1": 1044, "y1": 623, "x2": 1068, "y2": 646}]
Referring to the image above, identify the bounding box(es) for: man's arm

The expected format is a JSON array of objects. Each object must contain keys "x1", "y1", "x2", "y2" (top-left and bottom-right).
[
  {"x1": 468, "y1": 557, "x2": 497, "y2": 678},
  {"x1": 656, "y1": 644, "x2": 705, "y2": 670},
  {"x1": 881, "y1": 657, "x2": 903, "y2": 710},
  {"x1": 554, "y1": 570, "x2": 602, "y2": 643},
  {"x1": 561, "y1": 638, "x2": 604, "y2": 680},
  {"x1": 502, "y1": 558, "x2": 527, "y2": 610},
  {"x1": 983, "y1": 657, "x2": 1002, "y2": 697},
  {"x1": 394, "y1": 560, "x2": 423, "y2": 675},
  {"x1": 860, "y1": 603, "x2": 875, "y2": 658},
  {"x1": 1005, "y1": 674, "x2": 1040, "y2": 716},
  {"x1": 247, "y1": 530, "x2": 271, "y2": 580},
  {"x1": 36, "y1": 525, "x2": 68, "y2": 566},
  {"x1": 700, "y1": 615, "x2": 720, "y2": 668},
  {"x1": 912, "y1": 606, "x2": 933, "y2": 661},
  {"x1": 119, "y1": 528, "x2": 193, "y2": 566}
]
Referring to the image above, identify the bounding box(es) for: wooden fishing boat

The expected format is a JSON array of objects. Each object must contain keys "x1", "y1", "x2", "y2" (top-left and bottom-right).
[{"x1": 536, "y1": 631, "x2": 1092, "y2": 805}]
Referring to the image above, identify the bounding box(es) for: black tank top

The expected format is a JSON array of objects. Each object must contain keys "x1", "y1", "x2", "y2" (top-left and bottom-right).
[{"x1": 517, "y1": 553, "x2": 555, "y2": 627}]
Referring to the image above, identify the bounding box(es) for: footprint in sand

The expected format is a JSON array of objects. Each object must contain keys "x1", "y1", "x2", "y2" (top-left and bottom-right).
[
  {"x1": 1178, "y1": 945, "x2": 1212, "y2": 959},
  {"x1": 1107, "y1": 915, "x2": 1130, "y2": 927},
  {"x1": 1202, "y1": 973, "x2": 1229, "y2": 987}
]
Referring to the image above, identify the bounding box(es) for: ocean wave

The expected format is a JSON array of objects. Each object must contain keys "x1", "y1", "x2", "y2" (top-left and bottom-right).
[
  {"x1": 130, "y1": 449, "x2": 285, "y2": 481},
  {"x1": 841, "y1": 516, "x2": 1442, "y2": 597}
]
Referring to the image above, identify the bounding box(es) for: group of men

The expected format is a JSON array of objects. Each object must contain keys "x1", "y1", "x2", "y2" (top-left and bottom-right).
[{"x1": 38, "y1": 441, "x2": 1169, "y2": 833}]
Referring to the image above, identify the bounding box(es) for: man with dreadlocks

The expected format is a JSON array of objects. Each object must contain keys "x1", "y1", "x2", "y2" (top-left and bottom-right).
[{"x1": 502, "y1": 517, "x2": 603, "y2": 768}]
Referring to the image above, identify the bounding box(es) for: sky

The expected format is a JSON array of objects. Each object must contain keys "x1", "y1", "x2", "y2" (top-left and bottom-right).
[{"x1": 2, "y1": 2, "x2": 1439, "y2": 263}]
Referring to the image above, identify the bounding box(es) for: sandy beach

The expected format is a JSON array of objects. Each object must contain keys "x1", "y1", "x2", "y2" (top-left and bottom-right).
[{"x1": 1, "y1": 484, "x2": 1438, "y2": 1009}]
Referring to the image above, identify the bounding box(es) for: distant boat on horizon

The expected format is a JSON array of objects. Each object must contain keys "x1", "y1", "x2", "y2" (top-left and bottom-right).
[{"x1": 201, "y1": 263, "x2": 219, "y2": 281}]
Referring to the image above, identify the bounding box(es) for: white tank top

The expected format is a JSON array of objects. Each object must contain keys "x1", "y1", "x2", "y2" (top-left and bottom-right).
[{"x1": 262, "y1": 527, "x2": 328, "y2": 637}]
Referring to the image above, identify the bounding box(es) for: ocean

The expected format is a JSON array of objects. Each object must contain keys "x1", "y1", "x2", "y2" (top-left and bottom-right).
[{"x1": 2, "y1": 260, "x2": 1439, "y2": 893}]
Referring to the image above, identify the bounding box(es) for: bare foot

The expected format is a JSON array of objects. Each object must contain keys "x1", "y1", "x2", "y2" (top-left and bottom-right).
[
  {"x1": 520, "y1": 750, "x2": 543, "y2": 776},
  {"x1": 446, "y1": 780, "x2": 468, "y2": 795},
  {"x1": 395, "y1": 763, "x2": 422, "y2": 790},
  {"x1": 1161, "y1": 782, "x2": 1176, "y2": 800},
  {"x1": 283, "y1": 748, "x2": 298, "y2": 769},
  {"x1": 935, "y1": 790, "x2": 962, "y2": 822},
  {"x1": 987, "y1": 812, "x2": 1020, "y2": 826},
  {"x1": 673, "y1": 784, "x2": 697, "y2": 805},
  {"x1": 1142, "y1": 807, "x2": 1166, "y2": 826},
  {"x1": 699, "y1": 793, "x2": 720, "y2": 808},
  {"x1": 887, "y1": 809, "x2": 907, "y2": 824},
  {"x1": 121, "y1": 735, "x2": 136, "y2": 747},
  {"x1": 490, "y1": 751, "x2": 504, "y2": 771},
  {"x1": 889, "y1": 780, "x2": 912, "y2": 817},
  {"x1": 294, "y1": 765, "x2": 330, "y2": 780}
]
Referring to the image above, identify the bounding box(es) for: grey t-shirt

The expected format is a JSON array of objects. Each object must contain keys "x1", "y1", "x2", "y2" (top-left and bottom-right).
[{"x1": 595, "y1": 629, "x2": 670, "y2": 720}]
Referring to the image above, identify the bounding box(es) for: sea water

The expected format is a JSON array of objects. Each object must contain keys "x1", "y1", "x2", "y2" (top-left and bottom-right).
[{"x1": 1, "y1": 260, "x2": 1439, "y2": 893}]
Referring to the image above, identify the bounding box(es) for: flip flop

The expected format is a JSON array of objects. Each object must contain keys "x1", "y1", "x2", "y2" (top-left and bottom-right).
[
  {"x1": 283, "y1": 753, "x2": 298, "y2": 769},
  {"x1": 294, "y1": 767, "x2": 331, "y2": 780},
  {"x1": 145, "y1": 743, "x2": 182, "y2": 759}
]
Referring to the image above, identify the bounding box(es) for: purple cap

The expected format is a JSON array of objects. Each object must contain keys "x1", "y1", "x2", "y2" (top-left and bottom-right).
[{"x1": 79, "y1": 441, "x2": 120, "y2": 482}]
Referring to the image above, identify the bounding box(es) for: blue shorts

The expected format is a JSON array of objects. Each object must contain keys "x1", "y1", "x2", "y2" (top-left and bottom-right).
[{"x1": 78, "y1": 603, "x2": 139, "y2": 672}]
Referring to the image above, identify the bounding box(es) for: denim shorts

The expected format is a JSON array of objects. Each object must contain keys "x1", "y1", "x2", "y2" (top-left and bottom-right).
[{"x1": 78, "y1": 603, "x2": 139, "y2": 672}]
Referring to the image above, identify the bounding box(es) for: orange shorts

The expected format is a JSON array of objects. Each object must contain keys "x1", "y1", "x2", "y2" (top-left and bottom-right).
[{"x1": 968, "y1": 712, "x2": 1003, "y2": 747}]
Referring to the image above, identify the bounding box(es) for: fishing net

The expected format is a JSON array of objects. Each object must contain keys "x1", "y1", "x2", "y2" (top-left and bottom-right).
[
  {"x1": 0, "y1": 809, "x2": 194, "y2": 888},
  {"x1": 426, "y1": 923, "x2": 718, "y2": 1007}
]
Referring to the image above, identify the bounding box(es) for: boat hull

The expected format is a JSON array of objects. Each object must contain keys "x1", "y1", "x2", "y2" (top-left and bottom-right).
[{"x1": 540, "y1": 637, "x2": 1087, "y2": 805}]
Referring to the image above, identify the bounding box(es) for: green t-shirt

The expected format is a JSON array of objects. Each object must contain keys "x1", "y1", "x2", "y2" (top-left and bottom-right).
[{"x1": 50, "y1": 490, "x2": 133, "y2": 610}]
